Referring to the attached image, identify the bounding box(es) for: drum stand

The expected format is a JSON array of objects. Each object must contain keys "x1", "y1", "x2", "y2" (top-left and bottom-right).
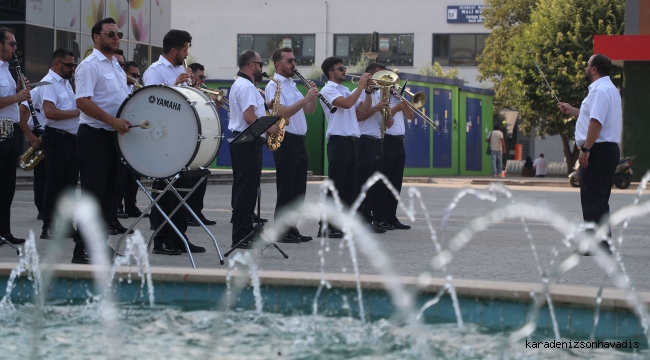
[{"x1": 111, "y1": 169, "x2": 225, "y2": 267}]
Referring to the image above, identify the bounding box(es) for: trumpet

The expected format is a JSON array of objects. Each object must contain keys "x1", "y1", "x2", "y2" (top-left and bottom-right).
[
  {"x1": 390, "y1": 84, "x2": 438, "y2": 131},
  {"x1": 182, "y1": 58, "x2": 193, "y2": 87},
  {"x1": 126, "y1": 74, "x2": 142, "y2": 92},
  {"x1": 292, "y1": 68, "x2": 337, "y2": 113},
  {"x1": 200, "y1": 84, "x2": 229, "y2": 111}
]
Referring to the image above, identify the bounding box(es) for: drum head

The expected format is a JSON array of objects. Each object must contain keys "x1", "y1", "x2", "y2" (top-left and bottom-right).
[{"x1": 116, "y1": 85, "x2": 200, "y2": 178}]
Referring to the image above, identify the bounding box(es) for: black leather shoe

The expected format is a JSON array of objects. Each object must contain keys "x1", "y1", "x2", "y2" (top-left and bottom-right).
[
  {"x1": 279, "y1": 233, "x2": 301, "y2": 243},
  {"x1": 370, "y1": 224, "x2": 387, "y2": 233},
  {"x1": 290, "y1": 228, "x2": 313, "y2": 242},
  {"x1": 116, "y1": 209, "x2": 128, "y2": 219},
  {"x1": 109, "y1": 221, "x2": 134, "y2": 234},
  {"x1": 200, "y1": 217, "x2": 216, "y2": 225},
  {"x1": 107, "y1": 227, "x2": 118, "y2": 235},
  {"x1": 126, "y1": 209, "x2": 144, "y2": 218},
  {"x1": 231, "y1": 240, "x2": 253, "y2": 249},
  {"x1": 150, "y1": 224, "x2": 155, "y2": 230},
  {"x1": 1, "y1": 233, "x2": 26, "y2": 245},
  {"x1": 317, "y1": 228, "x2": 343, "y2": 238},
  {"x1": 152, "y1": 243, "x2": 182, "y2": 255},
  {"x1": 40, "y1": 228, "x2": 55, "y2": 240},
  {"x1": 71, "y1": 249, "x2": 91, "y2": 264},
  {"x1": 374, "y1": 221, "x2": 395, "y2": 230},
  {"x1": 579, "y1": 240, "x2": 612, "y2": 256},
  {"x1": 187, "y1": 218, "x2": 200, "y2": 227},
  {"x1": 178, "y1": 239, "x2": 206, "y2": 253},
  {"x1": 390, "y1": 221, "x2": 411, "y2": 230},
  {"x1": 37, "y1": 212, "x2": 43, "y2": 220}
]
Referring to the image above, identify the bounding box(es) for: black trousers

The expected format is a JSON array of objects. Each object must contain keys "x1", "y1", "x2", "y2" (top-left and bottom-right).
[
  {"x1": 122, "y1": 169, "x2": 141, "y2": 214},
  {"x1": 273, "y1": 133, "x2": 308, "y2": 230},
  {"x1": 327, "y1": 135, "x2": 360, "y2": 207},
  {"x1": 41, "y1": 127, "x2": 79, "y2": 231},
  {"x1": 0, "y1": 133, "x2": 18, "y2": 235},
  {"x1": 188, "y1": 175, "x2": 208, "y2": 218},
  {"x1": 374, "y1": 134, "x2": 406, "y2": 224},
  {"x1": 355, "y1": 135, "x2": 383, "y2": 223},
  {"x1": 110, "y1": 161, "x2": 128, "y2": 223},
  {"x1": 150, "y1": 176, "x2": 192, "y2": 247},
  {"x1": 230, "y1": 133, "x2": 262, "y2": 242},
  {"x1": 74, "y1": 124, "x2": 119, "y2": 257},
  {"x1": 579, "y1": 142, "x2": 620, "y2": 225},
  {"x1": 32, "y1": 128, "x2": 46, "y2": 215}
]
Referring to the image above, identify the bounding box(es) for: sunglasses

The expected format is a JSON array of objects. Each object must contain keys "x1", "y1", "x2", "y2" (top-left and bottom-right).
[
  {"x1": 101, "y1": 31, "x2": 124, "y2": 39},
  {"x1": 59, "y1": 61, "x2": 77, "y2": 68},
  {"x1": 250, "y1": 61, "x2": 264, "y2": 67},
  {"x1": 129, "y1": 73, "x2": 140, "y2": 79},
  {"x1": 331, "y1": 65, "x2": 346, "y2": 72},
  {"x1": 284, "y1": 58, "x2": 296, "y2": 63},
  {"x1": 3, "y1": 41, "x2": 17, "y2": 48},
  {"x1": 198, "y1": 75, "x2": 206, "y2": 80}
]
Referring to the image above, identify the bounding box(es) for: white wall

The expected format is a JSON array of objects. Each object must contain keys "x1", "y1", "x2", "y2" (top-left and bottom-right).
[{"x1": 170, "y1": 0, "x2": 490, "y2": 86}]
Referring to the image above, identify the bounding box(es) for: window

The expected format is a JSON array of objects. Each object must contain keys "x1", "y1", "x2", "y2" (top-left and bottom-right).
[
  {"x1": 433, "y1": 34, "x2": 488, "y2": 66},
  {"x1": 334, "y1": 34, "x2": 414, "y2": 67},
  {"x1": 237, "y1": 34, "x2": 316, "y2": 66}
]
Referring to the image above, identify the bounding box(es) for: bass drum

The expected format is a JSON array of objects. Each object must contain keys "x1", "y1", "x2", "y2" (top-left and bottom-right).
[{"x1": 116, "y1": 85, "x2": 222, "y2": 179}]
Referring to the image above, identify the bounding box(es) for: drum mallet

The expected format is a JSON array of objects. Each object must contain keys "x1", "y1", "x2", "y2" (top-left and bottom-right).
[{"x1": 129, "y1": 120, "x2": 151, "y2": 129}]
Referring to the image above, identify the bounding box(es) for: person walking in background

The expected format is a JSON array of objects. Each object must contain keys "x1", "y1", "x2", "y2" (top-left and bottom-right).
[
  {"x1": 532, "y1": 153, "x2": 548, "y2": 177},
  {"x1": 486, "y1": 123, "x2": 505, "y2": 177}
]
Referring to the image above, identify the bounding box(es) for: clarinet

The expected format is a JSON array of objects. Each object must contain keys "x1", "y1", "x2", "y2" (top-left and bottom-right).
[
  {"x1": 12, "y1": 54, "x2": 40, "y2": 130},
  {"x1": 292, "y1": 68, "x2": 337, "y2": 114}
]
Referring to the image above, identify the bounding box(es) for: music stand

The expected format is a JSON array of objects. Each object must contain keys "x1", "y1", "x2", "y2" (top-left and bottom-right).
[{"x1": 223, "y1": 116, "x2": 289, "y2": 259}]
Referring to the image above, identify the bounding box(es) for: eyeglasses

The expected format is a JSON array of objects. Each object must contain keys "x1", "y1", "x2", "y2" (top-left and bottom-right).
[
  {"x1": 100, "y1": 31, "x2": 123, "y2": 39},
  {"x1": 331, "y1": 65, "x2": 346, "y2": 72},
  {"x1": 58, "y1": 61, "x2": 77, "y2": 68},
  {"x1": 250, "y1": 61, "x2": 264, "y2": 67},
  {"x1": 198, "y1": 75, "x2": 206, "y2": 80},
  {"x1": 129, "y1": 73, "x2": 140, "y2": 79},
  {"x1": 284, "y1": 58, "x2": 296, "y2": 64},
  {"x1": 3, "y1": 41, "x2": 17, "y2": 48}
]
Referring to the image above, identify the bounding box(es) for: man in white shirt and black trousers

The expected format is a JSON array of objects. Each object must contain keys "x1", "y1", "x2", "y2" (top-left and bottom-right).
[
  {"x1": 318, "y1": 57, "x2": 372, "y2": 238},
  {"x1": 265, "y1": 47, "x2": 319, "y2": 243},
  {"x1": 143, "y1": 29, "x2": 206, "y2": 255},
  {"x1": 0, "y1": 26, "x2": 29, "y2": 246},
  {"x1": 73, "y1": 18, "x2": 131, "y2": 263},
  {"x1": 558, "y1": 54, "x2": 622, "y2": 254},
  {"x1": 229, "y1": 50, "x2": 281, "y2": 249}
]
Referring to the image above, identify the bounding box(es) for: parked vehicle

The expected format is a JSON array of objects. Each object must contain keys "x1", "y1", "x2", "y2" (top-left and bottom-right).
[{"x1": 568, "y1": 156, "x2": 635, "y2": 189}]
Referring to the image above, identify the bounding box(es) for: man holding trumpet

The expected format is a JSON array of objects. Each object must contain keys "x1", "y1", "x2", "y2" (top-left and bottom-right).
[{"x1": 266, "y1": 47, "x2": 319, "y2": 243}]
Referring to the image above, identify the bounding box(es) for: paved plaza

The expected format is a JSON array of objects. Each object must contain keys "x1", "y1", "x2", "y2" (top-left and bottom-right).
[{"x1": 3, "y1": 177, "x2": 649, "y2": 290}]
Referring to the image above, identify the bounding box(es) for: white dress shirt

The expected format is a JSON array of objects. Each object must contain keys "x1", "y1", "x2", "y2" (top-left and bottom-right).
[
  {"x1": 0, "y1": 60, "x2": 19, "y2": 123},
  {"x1": 228, "y1": 75, "x2": 266, "y2": 133},
  {"x1": 357, "y1": 88, "x2": 382, "y2": 139},
  {"x1": 75, "y1": 48, "x2": 129, "y2": 130},
  {"x1": 40, "y1": 69, "x2": 80, "y2": 134},
  {"x1": 264, "y1": 73, "x2": 307, "y2": 136},
  {"x1": 320, "y1": 81, "x2": 360, "y2": 139},
  {"x1": 20, "y1": 86, "x2": 44, "y2": 130},
  {"x1": 143, "y1": 55, "x2": 184, "y2": 86},
  {"x1": 574, "y1": 76, "x2": 622, "y2": 146},
  {"x1": 385, "y1": 94, "x2": 406, "y2": 136}
]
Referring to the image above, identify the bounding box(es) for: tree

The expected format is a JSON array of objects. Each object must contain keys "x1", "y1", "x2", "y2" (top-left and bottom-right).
[
  {"x1": 479, "y1": 0, "x2": 624, "y2": 172},
  {"x1": 417, "y1": 61, "x2": 460, "y2": 79}
]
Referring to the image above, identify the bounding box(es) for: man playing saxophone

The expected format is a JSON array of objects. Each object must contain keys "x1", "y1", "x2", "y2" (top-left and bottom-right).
[
  {"x1": 265, "y1": 48, "x2": 319, "y2": 243},
  {"x1": 18, "y1": 80, "x2": 45, "y2": 223},
  {"x1": 36, "y1": 48, "x2": 81, "y2": 239},
  {"x1": 0, "y1": 26, "x2": 29, "y2": 245}
]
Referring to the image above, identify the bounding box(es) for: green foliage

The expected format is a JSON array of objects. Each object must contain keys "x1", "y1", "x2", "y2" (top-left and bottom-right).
[
  {"x1": 265, "y1": 57, "x2": 275, "y2": 77},
  {"x1": 417, "y1": 61, "x2": 460, "y2": 79},
  {"x1": 479, "y1": 0, "x2": 624, "y2": 169},
  {"x1": 349, "y1": 51, "x2": 370, "y2": 73},
  {"x1": 305, "y1": 63, "x2": 323, "y2": 80}
]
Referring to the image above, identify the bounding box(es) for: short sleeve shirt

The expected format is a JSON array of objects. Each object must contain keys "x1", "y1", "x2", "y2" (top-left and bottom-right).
[
  {"x1": 40, "y1": 69, "x2": 79, "y2": 134},
  {"x1": 0, "y1": 60, "x2": 19, "y2": 123},
  {"x1": 229, "y1": 74, "x2": 266, "y2": 133},
  {"x1": 143, "y1": 55, "x2": 184, "y2": 86},
  {"x1": 533, "y1": 157, "x2": 548, "y2": 176},
  {"x1": 264, "y1": 73, "x2": 307, "y2": 135},
  {"x1": 385, "y1": 94, "x2": 406, "y2": 136},
  {"x1": 574, "y1": 76, "x2": 622, "y2": 146},
  {"x1": 488, "y1": 130, "x2": 504, "y2": 151},
  {"x1": 75, "y1": 48, "x2": 129, "y2": 130},
  {"x1": 20, "y1": 86, "x2": 44, "y2": 130},
  {"x1": 320, "y1": 81, "x2": 360, "y2": 139}
]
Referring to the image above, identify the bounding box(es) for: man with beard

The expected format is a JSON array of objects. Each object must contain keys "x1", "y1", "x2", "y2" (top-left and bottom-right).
[
  {"x1": 229, "y1": 50, "x2": 280, "y2": 249},
  {"x1": 73, "y1": 18, "x2": 131, "y2": 263},
  {"x1": 34, "y1": 48, "x2": 82, "y2": 240},
  {"x1": 0, "y1": 26, "x2": 29, "y2": 246},
  {"x1": 142, "y1": 29, "x2": 206, "y2": 255},
  {"x1": 558, "y1": 54, "x2": 622, "y2": 254}
]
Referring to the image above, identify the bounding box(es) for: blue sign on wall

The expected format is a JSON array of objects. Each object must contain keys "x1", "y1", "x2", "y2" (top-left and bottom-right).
[{"x1": 446, "y1": 5, "x2": 485, "y2": 23}]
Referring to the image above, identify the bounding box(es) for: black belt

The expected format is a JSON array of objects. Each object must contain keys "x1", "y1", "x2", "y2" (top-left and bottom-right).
[
  {"x1": 284, "y1": 132, "x2": 306, "y2": 140},
  {"x1": 384, "y1": 134, "x2": 405, "y2": 140},
  {"x1": 45, "y1": 126, "x2": 77, "y2": 140},
  {"x1": 330, "y1": 135, "x2": 359, "y2": 142},
  {"x1": 360, "y1": 134, "x2": 382, "y2": 143},
  {"x1": 79, "y1": 123, "x2": 113, "y2": 132}
]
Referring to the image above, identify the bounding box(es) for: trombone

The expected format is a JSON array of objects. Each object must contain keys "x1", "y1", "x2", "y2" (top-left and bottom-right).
[
  {"x1": 391, "y1": 84, "x2": 438, "y2": 131},
  {"x1": 200, "y1": 84, "x2": 229, "y2": 111}
]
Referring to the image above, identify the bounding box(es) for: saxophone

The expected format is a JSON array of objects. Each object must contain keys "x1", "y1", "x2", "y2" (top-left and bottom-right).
[
  {"x1": 262, "y1": 72, "x2": 289, "y2": 151},
  {"x1": 12, "y1": 54, "x2": 44, "y2": 171}
]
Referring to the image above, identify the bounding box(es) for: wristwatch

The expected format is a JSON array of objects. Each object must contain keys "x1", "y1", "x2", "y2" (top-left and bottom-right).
[
  {"x1": 364, "y1": 89, "x2": 373, "y2": 94},
  {"x1": 581, "y1": 147, "x2": 590, "y2": 153}
]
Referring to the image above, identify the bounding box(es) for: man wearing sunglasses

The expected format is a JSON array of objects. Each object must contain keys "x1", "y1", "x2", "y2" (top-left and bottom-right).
[
  {"x1": 317, "y1": 56, "x2": 373, "y2": 238},
  {"x1": 73, "y1": 18, "x2": 131, "y2": 264},
  {"x1": 142, "y1": 29, "x2": 206, "y2": 256},
  {"x1": 33, "y1": 48, "x2": 81, "y2": 240},
  {"x1": 0, "y1": 26, "x2": 30, "y2": 246},
  {"x1": 265, "y1": 47, "x2": 319, "y2": 243}
]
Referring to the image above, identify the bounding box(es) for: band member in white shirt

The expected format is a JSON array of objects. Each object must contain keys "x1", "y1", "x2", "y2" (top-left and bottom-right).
[
  {"x1": 73, "y1": 18, "x2": 131, "y2": 264},
  {"x1": 143, "y1": 29, "x2": 206, "y2": 255},
  {"x1": 318, "y1": 56, "x2": 372, "y2": 238},
  {"x1": 35, "y1": 48, "x2": 81, "y2": 240},
  {"x1": 265, "y1": 48, "x2": 319, "y2": 243},
  {"x1": 0, "y1": 26, "x2": 29, "y2": 245}
]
